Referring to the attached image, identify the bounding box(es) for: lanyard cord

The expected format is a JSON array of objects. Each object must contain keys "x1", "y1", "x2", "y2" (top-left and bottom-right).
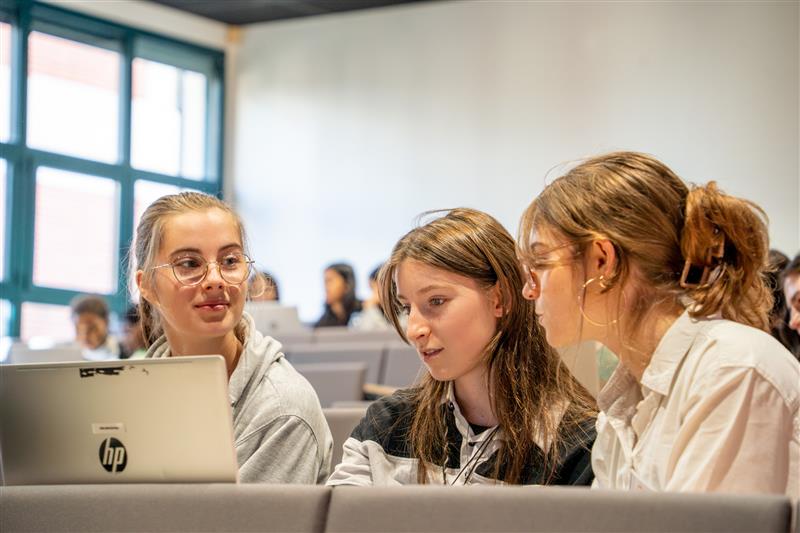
[{"x1": 448, "y1": 426, "x2": 500, "y2": 485}]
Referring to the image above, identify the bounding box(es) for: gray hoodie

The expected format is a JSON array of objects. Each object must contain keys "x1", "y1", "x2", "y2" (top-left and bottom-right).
[{"x1": 146, "y1": 312, "x2": 333, "y2": 483}]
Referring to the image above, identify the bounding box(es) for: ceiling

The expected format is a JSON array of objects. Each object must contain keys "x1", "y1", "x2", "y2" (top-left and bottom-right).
[{"x1": 147, "y1": 0, "x2": 430, "y2": 26}]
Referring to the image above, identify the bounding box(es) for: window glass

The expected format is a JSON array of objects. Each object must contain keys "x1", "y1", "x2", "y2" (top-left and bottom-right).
[
  {"x1": 0, "y1": 22, "x2": 11, "y2": 142},
  {"x1": 0, "y1": 299, "x2": 10, "y2": 362},
  {"x1": 0, "y1": 159, "x2": 6, "y2": 281},
  {"x1": 20, "y1": 301, "x2": 73, "y2": 343},
  {"x1": 133, "y1": 179, "x2": 183, "y2": 232},
  {"x1": 27, "y1": 31, "x2": 120, "y2": 162},
  {"x1": 132, "y1": 58, "x2": 206, "y2": 179},
  {"x1": 33, "y1": 167, "x2": 118, "y2": 294}
]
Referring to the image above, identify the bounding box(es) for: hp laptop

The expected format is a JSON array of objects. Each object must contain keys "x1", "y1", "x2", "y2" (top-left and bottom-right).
[{"x1": 0, "y1": 356, "x2": 238, "y2": 485}]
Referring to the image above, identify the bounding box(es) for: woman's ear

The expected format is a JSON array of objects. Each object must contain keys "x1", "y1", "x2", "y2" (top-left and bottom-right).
[
  {"x1": 586, "y1": 239, "x2": 617, "y2": 280},
  {"x1": 136, "y1": 270, "x2": 155, "y2": 307},
  {"x1": 489, "y1": 283, "x2": 506, "y2": 318}
]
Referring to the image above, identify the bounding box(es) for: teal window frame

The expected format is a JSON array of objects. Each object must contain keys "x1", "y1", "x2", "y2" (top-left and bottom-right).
[{"x1": 0, "y1": 0, "x2": 225, "y2": 338}]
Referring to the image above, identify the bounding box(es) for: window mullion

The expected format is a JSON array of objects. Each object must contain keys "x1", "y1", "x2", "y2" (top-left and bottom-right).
[
  {"x1": 114, "y1": 31, "x2": 134, "y2": 313},
  {"x1": 5, "y1": 4, "x2": 31, "y2": 338}
]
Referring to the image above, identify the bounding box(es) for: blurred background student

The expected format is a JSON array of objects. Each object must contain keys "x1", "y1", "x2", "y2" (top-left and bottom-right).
[
  {"x1": 350, "y1": 263, "x2": 393, "y2": 331},
  {"x1": 315, "y1": 263, "x2": 362, "y2": 328},
  {"x1": 121, "y1": 304, "x2": 147, "y2": 359},
  {"x1": 250, "y1": 270, "x2": 280, "y2": 303},
  {"x1": 767, "y1": 250, "x2": 800, "y2": 360},
  {"x1": 70, "y1": 294, "x2": 124, "y2": 360},
  {"x1": 783, "y1": 253, "x2": 800, "y2": 360}
]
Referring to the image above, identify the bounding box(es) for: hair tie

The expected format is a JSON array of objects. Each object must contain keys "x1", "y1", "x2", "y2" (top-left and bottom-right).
[{"x1": 679, "y1": 227, "x2": 725, "y2": 289}]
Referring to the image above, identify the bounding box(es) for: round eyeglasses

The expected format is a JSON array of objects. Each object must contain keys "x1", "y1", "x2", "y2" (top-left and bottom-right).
[
  {"x1": 151, "y1": 252, "x2": 254, "y2": 286},
  {"x1": 519, "y1": 240, "x2": 581, "y2": 291}
]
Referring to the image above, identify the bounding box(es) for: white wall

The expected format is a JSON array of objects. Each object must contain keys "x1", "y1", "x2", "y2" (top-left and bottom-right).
[{"x1": 233, "y1": 0, "x2": 799, "y2": 322}]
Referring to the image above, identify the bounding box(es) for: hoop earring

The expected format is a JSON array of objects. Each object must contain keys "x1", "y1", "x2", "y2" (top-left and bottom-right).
[{"x1": 579, "y1": 276, "x2": 618, "y2": 328}]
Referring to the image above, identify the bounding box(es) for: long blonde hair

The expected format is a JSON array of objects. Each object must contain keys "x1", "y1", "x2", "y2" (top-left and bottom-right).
[
  {"x1": 380, "y1": 208, "x2": 596, "y2": 484},
  {"x1": 518, "y1": 151, "x2": 771, "y2": 334},
  {"x1": 129, "y1": 192, "x2": 263, "y2": 346}
]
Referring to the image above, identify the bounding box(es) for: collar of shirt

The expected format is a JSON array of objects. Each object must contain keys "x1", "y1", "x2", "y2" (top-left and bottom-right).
[
  {"x1": 438, "y1": 380, "x2": 554, "y2": 453},
  {"x1": 440, "y1": 381, "x2": 502, "y2": 445},
  {"x1": 596, "y1": 309, "x2": 704, "y2": 444},
  {"x1": 640, "y1": 309, "x2": 704, "y2": 396},
  {"x1": 599, "y1": 309, "x2": 701, "y2": 410}
]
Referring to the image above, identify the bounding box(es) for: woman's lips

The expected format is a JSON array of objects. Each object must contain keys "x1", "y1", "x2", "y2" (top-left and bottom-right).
[
  {"x1": 420, "y1": 348, "x2": 443, "y2": 359},
  {"x1": 195, "y1": 302, "x2": 229, "y2": 312}
]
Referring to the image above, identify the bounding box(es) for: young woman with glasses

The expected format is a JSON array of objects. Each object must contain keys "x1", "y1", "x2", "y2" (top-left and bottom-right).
[
  {"x1": 327, "y1": 208, "x2": 596, "y2": 486},
  {"x1": 132, "y1": 192, "x2": 332, "y2": 484},
  {"x1": 517, "y1": 152, "x2": 800, "y2": 496}
]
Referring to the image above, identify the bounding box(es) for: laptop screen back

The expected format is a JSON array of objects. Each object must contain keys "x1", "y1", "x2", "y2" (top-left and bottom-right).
[
  {"x1": 245, "y1": 303, "x2": 307, "y2": 334},
  {"x1": 0, "y1": 356, "x2": 237, "y2": 485}
]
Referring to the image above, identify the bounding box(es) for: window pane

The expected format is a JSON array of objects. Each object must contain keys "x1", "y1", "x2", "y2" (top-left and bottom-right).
[
  {"x1": 132, "y1": 58, "x2": 206, "y2": 179},
  {"x1": 33, "y1": 167, "x2": 118, "y2": 293},
  {"x1": 133, "y1": 179, "x2": 182, "y2": 232},
  {"x1": 128, "y1": 180, "x2": 192, "y2": 299},
  {"x1": 0, "y1": 159, "x2": 6, "y2": 281},
  {"x1": 20, "y1": 301, "x2": 73, "y2": 343},
  {"x1": 27, "y1": 31, "x2": 120, "y2": 162},
  {"x1": 0, "y1": 299, "x2": 11, "y2": 362},
  {"x1": 0, "y1": 22, "x2": 10, "y2": 142}
]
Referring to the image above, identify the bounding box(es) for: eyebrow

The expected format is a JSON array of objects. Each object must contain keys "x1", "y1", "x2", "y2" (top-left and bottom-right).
[
  {"x1": 169, "y1": 243, "x2": 242, "y2": 257},
  {"x1": 396, "y1": 284, "x2": 451, "y2": 300}
]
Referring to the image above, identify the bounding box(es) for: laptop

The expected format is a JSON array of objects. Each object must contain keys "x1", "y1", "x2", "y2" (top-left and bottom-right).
[
  {"x1": 6, "y1": 342, "x2": 85, "y2": 365},
  {"x1": 246, "y1": 302, "x2": 308, "y2": 335},
  {"x1": 0, "y1": 356, "x2": 238, "y2": 485}
]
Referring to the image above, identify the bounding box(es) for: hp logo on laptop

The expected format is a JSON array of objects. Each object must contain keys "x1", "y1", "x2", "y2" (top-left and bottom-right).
[{"x1": 98, "y1": 437, "x2": 128, "y2": 473}]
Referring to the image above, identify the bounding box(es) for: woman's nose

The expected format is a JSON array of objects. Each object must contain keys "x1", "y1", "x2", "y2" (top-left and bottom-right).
[
  {"x1": 405, "y1": 309, "x2": 430, "y2": 341},
  {"x1": 203, "y1": 262, "x2": 225, "y2": 289},
  {"x1": 522, "y1": 279, "x2": 540, "y2": 301},
  {"x1": 789, "y1": 307, "x2": 800, "y2": 333}
]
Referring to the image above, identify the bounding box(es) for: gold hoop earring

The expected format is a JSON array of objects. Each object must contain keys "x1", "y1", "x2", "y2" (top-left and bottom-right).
[{"x1": 579, "y1": 276, "x2": 618, "y2": 328}]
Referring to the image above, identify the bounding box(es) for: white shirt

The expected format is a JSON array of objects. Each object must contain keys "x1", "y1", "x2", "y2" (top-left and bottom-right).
[{"x1": 591, "y1": 310, "x2": 800, "y2": 496}]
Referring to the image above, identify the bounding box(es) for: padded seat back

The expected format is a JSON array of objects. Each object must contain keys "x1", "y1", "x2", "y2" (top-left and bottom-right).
[
  {"x1": 2, "y1": 484, "x2": 331, "y2": 532},
  {"x1": 294, "y1": 362, "x2": 367, "y2": 407},
  {"x1": 323, "y1": 406, "x2": 369, "y2": 467},
  {"x1": 325, "y1": 486, "x2": 792, "y2": 533}
]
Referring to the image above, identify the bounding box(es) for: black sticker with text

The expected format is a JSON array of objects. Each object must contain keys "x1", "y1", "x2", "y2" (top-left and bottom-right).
[{"x1": 80, "y1": 367, "x2": 124, "y2": 378}]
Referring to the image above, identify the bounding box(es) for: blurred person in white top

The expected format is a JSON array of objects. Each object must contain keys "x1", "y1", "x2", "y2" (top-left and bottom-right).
[
  {"x1": 517, "y1": 151, "x2": 799, "y2": 496},
  {"x1": 70, "y1": 294, "x2": 123, "y2": 360}
]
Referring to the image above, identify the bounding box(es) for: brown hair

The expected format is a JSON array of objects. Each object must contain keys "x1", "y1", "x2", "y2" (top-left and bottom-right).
[
  {"x1": 518, "y1": 151, "x2": 771, "y2": 333},
  {"x1": 70, "y1": 294, "x2": 110, "y2": 322},
  {"x1": 380, "y1": 208, "x2": 596, "y2": 484},
  {"x1": 129, "y1": 191, "x2": 264, "y2": 346}
]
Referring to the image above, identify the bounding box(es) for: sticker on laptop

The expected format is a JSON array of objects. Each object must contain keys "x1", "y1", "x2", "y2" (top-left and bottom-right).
[
  {"x1": 92, "y1": 422, "x2": 125, "y2": 434},
  {"x1": 99, "y1": 437, "x2": 127, "y2": 473}
]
